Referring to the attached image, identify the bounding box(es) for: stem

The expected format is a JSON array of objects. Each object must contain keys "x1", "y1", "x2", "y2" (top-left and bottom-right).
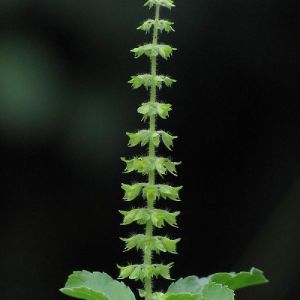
[{"x1": 144, "y1": 4, "x2": 160, "y2": 300}]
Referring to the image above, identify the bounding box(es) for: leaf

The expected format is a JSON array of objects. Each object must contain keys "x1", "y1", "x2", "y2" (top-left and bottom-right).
[
  {"x1": 202, "y1": 283, "x2": 234, "y2": 300},
  {"x1": 159, "y1": 185, "x2": 183, "y2": 201},
  {"x1": 210, "y1": 268, "x2": 268, "y2": 290},
  {"x1": 159, "y1": 131, "x2": 177, "y2": 150},
  {"x1": 144, "y1": 0, "x2": 175, "y2": 10},
  {"x1": 167, "y1": 276, "x2": 210, "y2": 294},
  {"x1": 164, "y1": 294, "x2": 204, "y2": 300},
  {"x1": 121, "y1": 183, "x2": 143, "y2": 201},
  {"x1": 137, "y1": 19, "x2": 175, "y2": 33},
  {"x1": 60, "y1": 271, "x2": 135, "y2": 300}
]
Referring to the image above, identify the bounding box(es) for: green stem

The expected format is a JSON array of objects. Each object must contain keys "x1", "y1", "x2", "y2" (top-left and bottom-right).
[{"x1": 144, "y1": 4, "x2": 160, "y2": 300}]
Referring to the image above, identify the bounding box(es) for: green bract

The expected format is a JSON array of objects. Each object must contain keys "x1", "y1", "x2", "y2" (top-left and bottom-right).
[
  {"x1": 118, "y1": 263, "x2": 174, "y2": 281},
  {"x1": 126, "y1": 130, "x2": 177, "y2": 149},
  {"x1": 131, "y1": 44, "x2": 176, "y2": 60},
  {"x1": 138, "y1": 20, "x2": 175, "y2": 33},
  {"x1": 121, "y1": 157, "x2": 181, "y2": 176},
  {"x1": 129, "y1": 74, "x2": 176, "y2": 90},
  {"x1": 145, "y1": 0, "x2": 175, "y2": 10},
  {"x1": 137, "y1": 102, "x2": 172, "y2": 121},
  {"x1": 60, "y1": 1, "x2": 268, "y2": 300}
]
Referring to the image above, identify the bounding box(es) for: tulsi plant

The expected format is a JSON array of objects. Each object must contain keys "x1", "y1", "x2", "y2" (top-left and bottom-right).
[{"x1": 60, "y1": 1, "x2": 268, "y2": 300}]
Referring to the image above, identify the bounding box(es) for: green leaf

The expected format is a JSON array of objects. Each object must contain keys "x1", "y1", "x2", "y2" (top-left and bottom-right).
[
  {"x1": 144, "y1": 0, "x2": 175, "y2": 10},
  {"x1": 159, "y1": 185, "x2": 183, "y2": 201},
  {"x1": 121, "y1": 183, "x2": 143, "y2": 201},
  {"x1": 118, "y1": 263, "x2": 174, "y2": 281},
  {"x1": 164, "y1": 294, "x2": 203, "y2": 300},
  {"x1": 167, "y1": 276, "x2": 210, "y2": 294},
  {"x1": 202, "y1": 283, "x2": 234, "y2": 300},
  {"x1": 129, "y1": 74, "x2": 176, "y2": 90},
  {"x1": 120, "y1": 208, "x2": 180, "y2": 228},
  {"x1": 159, "y1": 131, "x2": 177, "y2": 150},
  {"x1": 60, "y1": 271, "x2": 135, "y2": 300},
  {"x1": 137, "y1": 102, "x2": 172, "y2": 121},
  {"x1": 210, "y1": 268, "x2": 268, "y2": 290},
  {"x1": 131, "y1": 44, "x2": 176, "y2": 60},
  {"x1": 137, "y1": 19, "x2": 175, "y2": 33}
]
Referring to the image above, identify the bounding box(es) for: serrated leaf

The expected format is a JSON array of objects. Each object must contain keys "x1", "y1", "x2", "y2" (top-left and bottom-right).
[
  {"x1": 121, "y1": 183, "x2": 143, "y2": 201},
  {"x1": 137, "y1": 19, "x2": 175, "y2": 33},
  {"x1": 202, "y1": 283, "x2": 234, "y2": 300},
  {"x1": 159, "y1": 131, "x2": 177, "y2": 150},
  {"x1": 159, "y1": 185, "x2": 183, "y2": 201},
  {"x1": 144, "y1": 0, "x2": 175, "y2": 10},
  {"x1": 210, "y1": 267, "x2": 268, "y2": 290},
  {"x1": 129, "y1": 74, "x2": 176, "y2": 90},
  {"x1": 168, "y1": 276, "x2": 210, "y2": 294},
  {"x1": 60, "y1": 271, "x2": 135, "y2": 300},
  {"x1": 164, "y1": 294, "x2": 204, "y2": 300}
]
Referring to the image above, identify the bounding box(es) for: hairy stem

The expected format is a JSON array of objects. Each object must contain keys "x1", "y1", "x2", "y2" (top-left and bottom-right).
[{"x1": 144, "y1": 4, "x2": 160, "y2": 300}]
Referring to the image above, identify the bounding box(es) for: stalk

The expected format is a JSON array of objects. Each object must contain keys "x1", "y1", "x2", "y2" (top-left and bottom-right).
[{"x1": 144, "y1": 5, "x2": 161, "y2": 300}]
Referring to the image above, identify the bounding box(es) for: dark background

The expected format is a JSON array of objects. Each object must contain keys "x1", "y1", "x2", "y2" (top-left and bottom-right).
[{"x1": 1, "y1": 0, "x2": 299, "y2": 299}]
